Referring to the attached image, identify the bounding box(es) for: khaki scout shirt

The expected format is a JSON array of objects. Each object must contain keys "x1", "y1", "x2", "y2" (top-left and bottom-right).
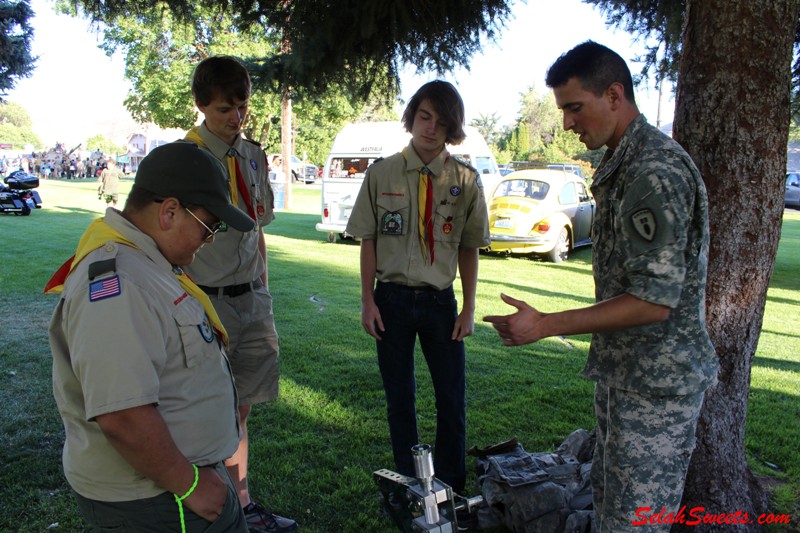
[
  {"x1": 99, "y1": 167, "x2": 122, "y2": 195},
  {"x1": 50, "y1": 208, "x2": 240, "y2": 501},
  {"x1": 583, "y1": 114, "x2": 719, "y2": 396},
  {"x1": 346, "y1": 142, "x2": 490, "y2": 290},
  {"x1": 184, "y1": 123, "x2": 275, "y2": 286}
]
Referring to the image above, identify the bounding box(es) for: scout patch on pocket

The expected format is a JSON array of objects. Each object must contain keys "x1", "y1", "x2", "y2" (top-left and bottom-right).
[
  {"x1": 198, "y1": 315, "x2": 215, "y2": 343},
  {"x1": 381, "y1": 211, "x2": 403, "y2": 235}
]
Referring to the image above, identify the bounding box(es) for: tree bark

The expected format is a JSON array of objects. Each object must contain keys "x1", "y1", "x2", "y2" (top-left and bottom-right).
[
  {"x1": 673, "y1": 0, "x2": 800, "y2": 531},
  {"x1": 281, "y1": 90, "x2": 293, "y2": 209}
]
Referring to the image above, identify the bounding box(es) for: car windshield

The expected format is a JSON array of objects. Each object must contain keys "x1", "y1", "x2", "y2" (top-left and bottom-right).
[{"x1": 493, "y1": 179, "x2": 550, "y2": 201}]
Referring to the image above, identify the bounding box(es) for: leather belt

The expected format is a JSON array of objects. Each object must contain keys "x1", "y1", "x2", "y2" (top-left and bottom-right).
[{"x1": 197, "y1": 278, "x2": 263, "y2": 298}]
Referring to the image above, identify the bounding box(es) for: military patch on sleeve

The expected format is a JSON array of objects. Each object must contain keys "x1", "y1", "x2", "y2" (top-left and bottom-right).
[
  {"x1": 89, "y1": 275, "x2": 121, "y2": 302},
  {"x1": 631, "y1": 209, "x2": 657, "y2": 242}
]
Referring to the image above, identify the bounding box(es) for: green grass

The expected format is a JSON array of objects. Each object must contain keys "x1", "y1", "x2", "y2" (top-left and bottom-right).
[{"x1": 0, "y1": 179, "x2": 798, "y2": 531}]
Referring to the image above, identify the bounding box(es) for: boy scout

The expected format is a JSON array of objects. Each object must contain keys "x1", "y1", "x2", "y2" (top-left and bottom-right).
[
  {"x1": 98, "y1": 159, "x2": 123, "y2": 206},
  {"x1": 183, "y1": 56, "x2": 296, "y2": 532},
  {"x1": 346, "y1": 80, "x2": 490, "y2": 495},
  {"x1": 484, "y1": 41, "x2": 718, "y2": 532},
  {"x1": 47, "y1": 142, "x2": 255, "y2": 532}
]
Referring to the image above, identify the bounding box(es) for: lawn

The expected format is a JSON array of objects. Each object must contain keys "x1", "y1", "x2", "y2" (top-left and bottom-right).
[{"x1": 0, "y1": 178, "x2": 797, "y2": 531}]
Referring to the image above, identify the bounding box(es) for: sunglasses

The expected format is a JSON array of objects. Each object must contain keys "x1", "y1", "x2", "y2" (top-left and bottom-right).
[{"x1": 184, "y1": 207, "x2": 224, "y2": 242}]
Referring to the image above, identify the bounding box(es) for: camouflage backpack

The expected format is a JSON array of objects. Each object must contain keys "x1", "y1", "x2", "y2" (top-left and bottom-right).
[{"x1": 472, "y1": 429, "x2": 595, "y2": 533}]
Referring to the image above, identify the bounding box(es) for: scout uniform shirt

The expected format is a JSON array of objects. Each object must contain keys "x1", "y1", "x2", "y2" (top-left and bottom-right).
[
  {"x1": 346, "y1": 141, "x2": 490, "y2": 290},
  {"x1": 184, "y1": 123, "x2": 275, "y2": 287},
  {"x1": 50, "y1": 209, "x2": 240, "y2": 501},
  {"x1": 583, "y1": 114, "x2": 719, "y2": 396},
  {"x1": 99, "y1": 165, "x2": 122, "y2": 196}
]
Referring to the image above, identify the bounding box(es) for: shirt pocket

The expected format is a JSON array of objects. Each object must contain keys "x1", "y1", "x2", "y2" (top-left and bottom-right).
[
  {"x1": 433, "y1": 203, "x2": 466, "y2": 243},
  {"x1": 376, "y1": 195, "x2": 411, "y2": 236},
  {"x1": 172, "y1": 298, "x2": 216, "y2": 368}
]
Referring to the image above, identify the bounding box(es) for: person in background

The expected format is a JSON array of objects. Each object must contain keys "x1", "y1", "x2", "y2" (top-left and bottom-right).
[
  {"x1": 47, "y1": 141, "x2": 255, "y2": 532},
  {"x1": 346, "y1": 80, "x2": 490, "y2": 496},
  {"x1": 98, "y1": 159, "x2": 123, "y2": 207},
  {"x1": 484, "y1": 41, "x2": 718, "y2": 532},
  {"x1": 183, "y1": 55, "x2": 297, "y2": 533}
]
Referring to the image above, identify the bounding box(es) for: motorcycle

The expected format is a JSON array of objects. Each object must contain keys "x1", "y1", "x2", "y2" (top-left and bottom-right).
[{"x1": 0, "y1": 170, "x2": 43, "y2": 216}]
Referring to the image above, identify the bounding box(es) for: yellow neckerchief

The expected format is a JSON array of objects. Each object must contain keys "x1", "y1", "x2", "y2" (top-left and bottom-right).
[
  {"x1": 44, "y1": 218, "x2": 229, "y2": 346},
  {"x1": 185, "y1": 126, "x2": 238, "y2": 205},
  {"x1": 402, "y1": 147, "x2": 435, "y2": 264}
]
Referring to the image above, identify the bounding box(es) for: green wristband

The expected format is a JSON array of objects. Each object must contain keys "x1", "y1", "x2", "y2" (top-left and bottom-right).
[
  {"x1": 174, "y1": 464, "x2": 199, "y2": 533},
  {"x1": 176, "y1": 464, "x2": 199, "y2": 501}
]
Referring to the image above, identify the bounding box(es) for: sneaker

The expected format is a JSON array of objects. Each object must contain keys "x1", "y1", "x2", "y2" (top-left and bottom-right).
[{"x1": 243, "y1": 501, "x2": 298, "y2": 532}]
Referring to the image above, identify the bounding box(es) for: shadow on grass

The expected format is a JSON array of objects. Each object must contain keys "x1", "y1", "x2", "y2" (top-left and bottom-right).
[
  {"x1": 753, "y1": 355, "x2": 800, "y2": 374},
  {"x1": 0, "y1": 296, "x2": 82, "y2": 531}
]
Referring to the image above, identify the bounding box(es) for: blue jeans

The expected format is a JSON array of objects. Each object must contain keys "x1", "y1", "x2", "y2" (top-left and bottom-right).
[{"x1": 374, "y1": 281, "x2": 466, "y2": 493}]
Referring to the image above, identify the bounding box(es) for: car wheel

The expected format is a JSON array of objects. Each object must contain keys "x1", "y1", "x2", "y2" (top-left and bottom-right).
[
  {"x1": 327, "y1": 232, "x2": 337, "y2": 243},
  {"x1": 547, "y1": 227, "x2": 570, "y2": 263}
]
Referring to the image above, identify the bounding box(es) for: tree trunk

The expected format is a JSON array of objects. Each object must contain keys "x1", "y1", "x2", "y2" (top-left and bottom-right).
[
  {"x1": 281, "y1": 90, "x2": 293, "y2": 210},
  {"x1": 672, "y1": 0, "x2": 800, "y2": 530}
]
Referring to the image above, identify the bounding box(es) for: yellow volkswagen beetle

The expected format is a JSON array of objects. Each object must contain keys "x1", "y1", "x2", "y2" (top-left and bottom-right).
[{"x1": 485, "y1": 169, "x2": 595, "y2": 262}]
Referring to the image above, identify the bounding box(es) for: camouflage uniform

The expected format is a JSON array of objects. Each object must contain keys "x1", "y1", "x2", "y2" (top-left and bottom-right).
[{"x1": 584, "y1": 114, "x2": 719, "y2": 532}]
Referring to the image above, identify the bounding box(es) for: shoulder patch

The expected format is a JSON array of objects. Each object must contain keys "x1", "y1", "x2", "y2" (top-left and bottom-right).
[
  {"x1": 88, "y1": 258, "x2": 117, "y2": 280},
  {"x1": 631, "y1": 209, "x2": 657, "y2": 242},
  {"x1": 452, "y1": 156, "x2": 477, "y2": 173},
  {"x1": 89, "y1": 274, "x2": 121, "y2": 302}
]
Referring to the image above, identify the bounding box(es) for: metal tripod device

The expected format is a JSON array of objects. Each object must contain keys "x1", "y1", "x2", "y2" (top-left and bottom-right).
[{"x1": 374, "y1": 444, "x2": 483, "y2": 532}]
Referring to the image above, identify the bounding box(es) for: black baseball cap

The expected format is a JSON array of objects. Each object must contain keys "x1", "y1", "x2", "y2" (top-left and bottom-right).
[{"x1": 135, "y1": 142, "x2": 255, "y2": 232}]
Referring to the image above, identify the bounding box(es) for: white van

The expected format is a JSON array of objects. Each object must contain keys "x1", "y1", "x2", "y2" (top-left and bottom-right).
[{"x1": 315, "y1": 121, "x2": 501, "y2": 242}]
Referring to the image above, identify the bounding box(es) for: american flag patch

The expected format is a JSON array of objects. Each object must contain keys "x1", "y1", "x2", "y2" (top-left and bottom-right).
[{"x1": 89, "y1": 275, "x2": 121, "y2": 302}]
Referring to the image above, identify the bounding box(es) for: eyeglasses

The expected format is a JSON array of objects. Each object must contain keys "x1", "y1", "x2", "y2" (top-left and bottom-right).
[{"x1": 184, "y1": 207, "x2": 223, "y2": 242}]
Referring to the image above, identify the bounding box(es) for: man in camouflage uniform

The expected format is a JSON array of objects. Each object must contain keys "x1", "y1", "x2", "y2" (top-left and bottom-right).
[{"x1": 484, "y1": 41, "x2": 718, "y2": 532}]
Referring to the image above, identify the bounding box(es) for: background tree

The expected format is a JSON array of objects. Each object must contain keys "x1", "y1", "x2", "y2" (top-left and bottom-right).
[
  {"x1": 0, "y1": 0, "x2": 36, "y2": 97},
  {"x1": 58, "y1": 0, "x2": 395, "y2": 207},
  {"x1": 85, "y1": 134, "x2": 124, "y2": 156},
  {"x1": 591, "y1": 0, "x2": 800, "y2": 527},
  {"x1": 518, "y1": 88, "x2": 560, "y2": 156},
  {"x1": 62, "y1": 0, "x2": 512, "y2": 100},
  {"x1": 497, "y1": 88, "x2": 595, "y2": 166},
  {"x1": 504, "y1": 123, "x2": 531, "y2": 161},
  {"x1": 0, "y1": 100, "x2": 41, "y2": 147},
  {"x1": 471, "y1": 112, "x2": 501, "y2": 146}
]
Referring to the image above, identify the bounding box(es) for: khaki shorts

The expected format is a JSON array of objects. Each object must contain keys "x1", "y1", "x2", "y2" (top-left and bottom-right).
[{"x1": 212, "y1": 285, "x2": 280, "y2": 405}]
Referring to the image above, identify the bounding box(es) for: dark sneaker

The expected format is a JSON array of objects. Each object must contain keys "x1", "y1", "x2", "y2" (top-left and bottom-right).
[{"x1": 243, "y1": 502, "x2": 298, "y2": 532}]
